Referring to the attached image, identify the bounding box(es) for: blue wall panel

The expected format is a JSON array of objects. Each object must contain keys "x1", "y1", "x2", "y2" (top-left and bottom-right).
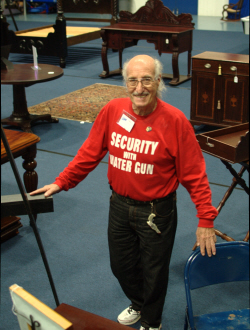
[{"x1": 162, "y1": 0, "x2": 198, "y2": 15}]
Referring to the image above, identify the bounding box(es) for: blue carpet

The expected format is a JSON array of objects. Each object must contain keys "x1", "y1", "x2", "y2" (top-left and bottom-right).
[{"x1": 1, "y1": 19, "x2": 249, "y2": 330}]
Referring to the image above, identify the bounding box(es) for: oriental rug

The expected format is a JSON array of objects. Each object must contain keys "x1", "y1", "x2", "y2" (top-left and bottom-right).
[{"x1": 28, "y1": 83, "x2": 128, "y2": 122}]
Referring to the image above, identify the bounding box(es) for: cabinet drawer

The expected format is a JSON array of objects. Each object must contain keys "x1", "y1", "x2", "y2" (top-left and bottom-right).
[
  {"x1": 192, "y1": 59, "x2": 249, "y2": 76},
  {"x1": 107, "y1": 32, "x2": 121, "y2": 48}
]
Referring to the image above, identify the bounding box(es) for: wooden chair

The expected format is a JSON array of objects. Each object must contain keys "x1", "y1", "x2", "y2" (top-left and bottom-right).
[
  {"x1": 1, "y1": 129, "x2": 40, "y2": 242},
  {"x1": 9, "y1": 284, "x2": 132, "y2": 330},
  {"x1": 221, "y1": 0, "x2": 245, "y2": 20}
]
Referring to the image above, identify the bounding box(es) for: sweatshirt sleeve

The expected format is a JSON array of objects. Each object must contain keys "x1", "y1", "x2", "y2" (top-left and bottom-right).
[
  {"x1": 175, "y1": 120, "x2": 218, "y2": 227},
  {"x1": 53, "y1": 107, "x2": 109, "y2": 191}
]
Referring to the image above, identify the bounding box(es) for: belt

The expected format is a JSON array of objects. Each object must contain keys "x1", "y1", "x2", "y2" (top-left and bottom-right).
[{"x1": 112, "y1": 190, "x2": 176, "y2": 205}]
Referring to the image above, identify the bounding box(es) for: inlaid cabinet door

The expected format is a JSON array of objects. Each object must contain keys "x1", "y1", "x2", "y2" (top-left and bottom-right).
[
  {"x1": 220, "y1": 75, "x2": 249, "y2": 126},
  {"x1": 190, "y1": 71, "x2": 220, "y2": 125}
]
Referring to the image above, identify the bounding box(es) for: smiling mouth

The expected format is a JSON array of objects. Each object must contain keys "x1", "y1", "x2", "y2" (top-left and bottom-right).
[{"x1": 133, "y1": 94, "x2": 149, "y2": 98}]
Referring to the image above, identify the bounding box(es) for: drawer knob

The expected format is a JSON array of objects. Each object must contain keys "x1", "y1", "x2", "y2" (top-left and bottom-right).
[
  {"x1": 204, "y1": 63, "x2": 211, "y2": 69},
  {"x1": 230, "y1": 66, "x2": 237, "y2": 71}
]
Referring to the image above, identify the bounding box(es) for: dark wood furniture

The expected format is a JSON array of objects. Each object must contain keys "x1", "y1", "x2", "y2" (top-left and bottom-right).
[
  {"x1": 55, "y1": 303, "x2": 131, "y2": 330},
  {"x1": 1, "y1": 129, "x2": 40, "y2": 242},
  {"x1": 1, "y1": 63, "x2": 64, "y2": 132},
  {"x1": 1, "y1": 0, "x2": 119, "y2": 68},
  {"x1": 190, "y1": 52, "x2": 249, "y2": 129},
  {"x1": 195, "y1": 123, "x2": 249, "y2": 245},
  {"x1": 99, "y1": 0, "x2": 194, "y2": 86}
]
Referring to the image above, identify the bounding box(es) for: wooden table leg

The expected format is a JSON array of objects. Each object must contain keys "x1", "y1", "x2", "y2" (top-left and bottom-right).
[
  {"x1": 1, "y1": 85, "x2": 59, "y2": 133},
  {"x1": 22, "y1": 144, "x2": 38, "y2": 224},
  {"x1": 99, "y1": 31, "x2": 110, "y2": 78}
]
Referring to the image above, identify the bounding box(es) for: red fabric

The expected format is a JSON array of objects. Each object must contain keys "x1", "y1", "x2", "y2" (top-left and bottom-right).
[{"x1": 54, "y1": 98, "x2": 218, "y2": 227}]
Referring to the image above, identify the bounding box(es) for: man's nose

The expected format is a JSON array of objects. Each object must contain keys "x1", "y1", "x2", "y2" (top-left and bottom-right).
[{"x1": 135, "y1": 80, "x2": 144, "y2": 93}]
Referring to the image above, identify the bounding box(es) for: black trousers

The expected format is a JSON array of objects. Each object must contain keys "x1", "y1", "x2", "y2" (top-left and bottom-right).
[{"x1": 108, "y1": 191, "x2": 177, "y2": 328}]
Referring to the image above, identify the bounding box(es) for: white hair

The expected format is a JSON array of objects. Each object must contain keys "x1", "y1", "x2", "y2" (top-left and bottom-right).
[{"x1": 122, "y1": 57, "x2": 167, "y2": 98}]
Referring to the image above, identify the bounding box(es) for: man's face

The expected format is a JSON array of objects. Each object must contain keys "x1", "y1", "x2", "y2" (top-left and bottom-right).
[{"x1": 126, "y1": 58, "x2": 160, "y2": 116}]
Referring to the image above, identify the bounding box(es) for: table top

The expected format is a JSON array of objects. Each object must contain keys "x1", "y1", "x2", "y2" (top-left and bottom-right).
[
  {"x1": 1, "y1": 63, "x2": 64, "y2": 86},
  {"x1": 101, "y1": 23, "x2": 194, "y2": 33},
  {"x1": 192, "y1": 51, "x2": 249, "y2": 63},
  {"x1": 1, "y1": 129, "x2": 40, "y2": 161}
]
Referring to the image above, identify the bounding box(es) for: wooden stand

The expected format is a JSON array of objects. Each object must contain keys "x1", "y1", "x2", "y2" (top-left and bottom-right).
[{"x1": 193, "y1": 124, "x2": 249, "y2": 249}]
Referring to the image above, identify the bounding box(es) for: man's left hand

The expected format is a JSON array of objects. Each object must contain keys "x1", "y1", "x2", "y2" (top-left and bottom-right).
[{"x1": 196, "y1": 227, "x2": 217, "y2": 257}]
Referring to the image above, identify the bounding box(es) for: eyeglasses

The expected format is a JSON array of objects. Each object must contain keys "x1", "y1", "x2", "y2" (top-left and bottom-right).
[{"x1": 126, "y1": 77, "x2": 157, "y2": 88}]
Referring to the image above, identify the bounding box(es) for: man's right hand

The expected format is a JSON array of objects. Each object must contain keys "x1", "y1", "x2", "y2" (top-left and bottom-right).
[{"x1": 29, "y1": 184, "x2": 61, "y2": 197}]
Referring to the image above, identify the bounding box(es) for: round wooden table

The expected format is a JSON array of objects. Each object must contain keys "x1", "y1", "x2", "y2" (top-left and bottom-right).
[{"x1": 1, "y1": 63, "x2": 64, "y2": 132}]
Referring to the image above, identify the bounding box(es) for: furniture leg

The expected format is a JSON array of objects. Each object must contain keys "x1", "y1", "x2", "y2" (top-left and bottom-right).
[
  {"x1": 217, "y1": 165, "x2": 247, "y2": 213},
  {"x1": 99, "y1": 31, "x2": 110, "y2": 77},
  {"x1": 1, "y1": 85, "x2": 59, "y2": 133},
  {"x1": 170, "y1": 50, "x2": 180, "y2": 85},
  {"x1": 22, "y1": 144, "x2": 38, "y2": 223},
  {"x1": 220, "y1": 160, "x2": 249, "y2": 194},
  {"x1": 119, "y1": 48, "x2": 123, "y2": 71},
  {"x1": 22, "y1": 145, "x2": 38, "y2": 193},
  {"x1": 187, "y1": 49, "x2": 191, "y2": 77},
  {"x1": 168, "y1": 33, "x2": 180, "y2": 85}
]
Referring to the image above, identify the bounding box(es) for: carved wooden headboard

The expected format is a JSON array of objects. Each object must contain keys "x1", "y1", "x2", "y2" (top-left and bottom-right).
[
  {"x1": 58, "y1": 0, "x2": 119, "y2": 24},
  {"x1": 119, "y1": 0, "x2": 194, "y2": 28}
]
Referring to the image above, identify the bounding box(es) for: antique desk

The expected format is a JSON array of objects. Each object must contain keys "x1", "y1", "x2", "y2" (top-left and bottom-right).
[
  {"x1": 1, "y1": 0, "x2": 119, "y2": 68},
  {"x1": 1, "y1": 63, "x2": 63, "y2": 132},
  {"x1": 195, "y1": 123, "x2": 249, "y2": 244},
  {"x1": 99, "y1": 0, "x2": 194, "y2": 86},
  {"x1": 1, "y1": 129, "x2": 40, "y2": 242},
  {"x1": 190, "y1": 52, "x2": 249, "y2": 128}
]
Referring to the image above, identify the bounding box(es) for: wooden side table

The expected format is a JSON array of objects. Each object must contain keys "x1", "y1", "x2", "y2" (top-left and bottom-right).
[
  {"x1": 1, "y1": 63, "x2": 63, "y2": 133},
  {"x1": 99, "y1": 0, "x2": 194, "y2": 86},
  {"x1": 190, "y1": 52, "x2": 249, "y2": 128},
  {"x1": 1, "y1": 129, "x2": 40, "y2": 242}
]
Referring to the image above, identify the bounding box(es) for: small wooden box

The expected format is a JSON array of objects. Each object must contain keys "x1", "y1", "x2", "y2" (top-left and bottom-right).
[{"x1": 196, "y1": 123, "x2": 249, "y2": 163}]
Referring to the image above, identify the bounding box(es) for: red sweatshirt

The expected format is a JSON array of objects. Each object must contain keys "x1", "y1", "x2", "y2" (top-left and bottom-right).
[{"x1": 54, "y1": 98, "x2": 218, "y2": 227}]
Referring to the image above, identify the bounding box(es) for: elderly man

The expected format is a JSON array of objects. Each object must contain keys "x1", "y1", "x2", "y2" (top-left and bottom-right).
[{"x1": 30, "y1": 55, "x2": 218, "y2": 330}]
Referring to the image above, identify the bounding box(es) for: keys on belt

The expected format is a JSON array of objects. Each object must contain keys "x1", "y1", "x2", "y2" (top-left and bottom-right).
[{"x1": 147, "y1": 213, "x2": 161, "y2": 234}]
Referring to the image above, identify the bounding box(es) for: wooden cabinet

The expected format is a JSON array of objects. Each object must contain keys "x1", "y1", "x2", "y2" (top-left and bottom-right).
[{"x1": 190, "y1": 52, "x2": 249, "y2": 128}]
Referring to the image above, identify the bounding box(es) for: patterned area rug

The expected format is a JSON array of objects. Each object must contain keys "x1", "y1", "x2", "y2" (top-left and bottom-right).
[{"x1": 28, "y1": 83, "x2": 128, "y2": 122}]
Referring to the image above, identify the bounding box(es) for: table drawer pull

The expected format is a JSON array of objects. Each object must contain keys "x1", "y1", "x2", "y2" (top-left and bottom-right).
[
  {"x1": 230, "y1": 66, "x2": 237, "y2": 71},
  {"x1": 204, "y1": 63, "x2": 211, "y2": 69},
  {"x1": 206, "y1": 138, "x2": 214, "y2": 147}
]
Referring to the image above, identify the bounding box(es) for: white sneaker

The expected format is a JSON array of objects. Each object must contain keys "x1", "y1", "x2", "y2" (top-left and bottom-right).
[
  {"x1": 140, "y1": 324, "x2": 162, "y2": 330},
  {"x1": 117, "y1": 305, "x2": 141, "y2": 325}
]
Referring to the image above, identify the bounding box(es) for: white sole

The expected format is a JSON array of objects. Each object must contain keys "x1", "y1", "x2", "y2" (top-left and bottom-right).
[{"x1": 117, "y1": 315, "x2": 141, "y2": 325}]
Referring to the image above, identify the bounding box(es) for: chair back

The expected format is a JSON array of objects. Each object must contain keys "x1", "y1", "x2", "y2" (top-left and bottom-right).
[
  {"x1": 185, "y1": 241, "x2": 249, "y2": 290},
  {"x1": 237, "y1": 0, "x2": 245, "y2": 9},
  {"x1": 184, "y1": 242, "x2": 249, "y2": 329}
]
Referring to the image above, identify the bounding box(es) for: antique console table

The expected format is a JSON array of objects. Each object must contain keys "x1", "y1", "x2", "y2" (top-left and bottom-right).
[
  {"x1": 99, "y1": 0, "x2": 194, "y2": 86},
  {"x1": 194, "y1": 123, "x2": 249, "y2": 247}
]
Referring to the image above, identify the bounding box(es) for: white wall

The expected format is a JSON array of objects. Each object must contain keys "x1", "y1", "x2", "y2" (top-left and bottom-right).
[
  {"x1": 119, "y1": 0, "x2": 231, "y2": 17},
  {"x1": 119, "y1": 0, "x2": 146, "y2": 13},
  {"x1": 198, "y1": 0, "x2": 229, "y2": 16}
]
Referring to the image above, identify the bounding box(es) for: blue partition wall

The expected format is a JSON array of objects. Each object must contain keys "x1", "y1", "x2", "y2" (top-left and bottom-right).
[{"x1": 162, "y1": 0, "x2": 198, "y2": 15}]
